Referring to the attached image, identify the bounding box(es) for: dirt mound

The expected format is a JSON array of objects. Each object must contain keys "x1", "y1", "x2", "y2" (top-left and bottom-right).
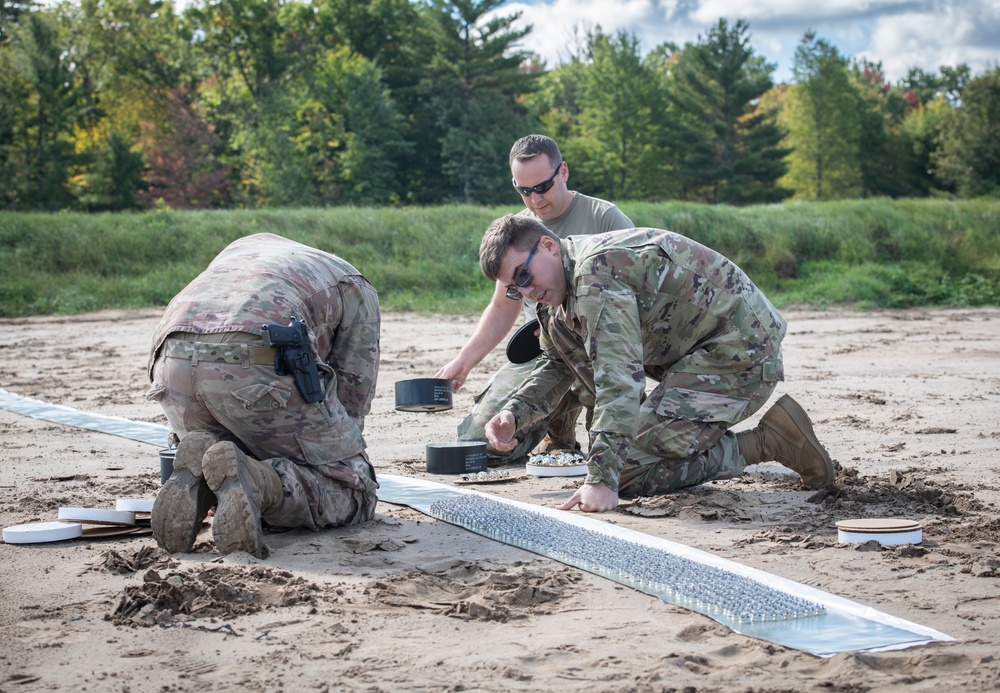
[{"x1": 107, "y1": 564, "x2": 320, "y2": 627}]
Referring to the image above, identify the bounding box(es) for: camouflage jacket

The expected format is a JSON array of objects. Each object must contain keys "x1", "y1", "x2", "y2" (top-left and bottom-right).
[
  {"x1": 504, "y1": 229, "x2": 787, "y2": 492},
  {"x1": 148, "y1": 232, "x2": 378, "y2": 385}
]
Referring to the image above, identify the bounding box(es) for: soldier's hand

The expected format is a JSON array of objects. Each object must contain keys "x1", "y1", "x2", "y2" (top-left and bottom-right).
[
  {"x1": 556, "y1": 482, "x2": 619, "y2": 513},
  {"x1": 434, "y1": 358, "x2": 470, "y2": 392},
  {"x1": 484, "y1": 410, "x2": 518, "y2": 451}
]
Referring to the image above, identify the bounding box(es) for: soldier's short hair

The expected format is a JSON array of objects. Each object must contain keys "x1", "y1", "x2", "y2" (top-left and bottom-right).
[
  {"x1": 509, "y1": 134, "x2": 562, "y2": 168},
  {"x1": 479, "y1": 214, "x2": 556, "y2": 281}
]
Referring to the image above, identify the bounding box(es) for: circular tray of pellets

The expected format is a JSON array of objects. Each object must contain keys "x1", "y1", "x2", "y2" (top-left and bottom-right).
[{"x1": 525, "y1": 450, "x2": 588, "y2": 477}]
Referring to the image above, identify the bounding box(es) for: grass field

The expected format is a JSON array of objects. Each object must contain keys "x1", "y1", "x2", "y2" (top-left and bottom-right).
[{"x1": 1, "y1": 199, "x2": 997, "y2": 317}]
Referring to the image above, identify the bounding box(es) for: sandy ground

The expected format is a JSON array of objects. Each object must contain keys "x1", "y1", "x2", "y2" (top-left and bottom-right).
[{"x1": 1, "y1": 306, "x2": 999, "y2": 692}]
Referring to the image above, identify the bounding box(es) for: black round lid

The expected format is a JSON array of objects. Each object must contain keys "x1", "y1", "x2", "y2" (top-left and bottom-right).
[{"x1": 506, "y1": 318, "x2": 541, "y2": 364}]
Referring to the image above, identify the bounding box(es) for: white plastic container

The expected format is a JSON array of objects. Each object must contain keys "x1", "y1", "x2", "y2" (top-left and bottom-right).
[{"x1": 836, "y1": 518, "x2": 922, "y2": 545}]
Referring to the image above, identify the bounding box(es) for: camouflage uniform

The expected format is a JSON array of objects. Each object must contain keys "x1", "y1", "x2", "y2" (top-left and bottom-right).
[
  {"x1": 146, "y1": 233, "x2": 380, "y2": 530},
  {"x1": 502, "y1": 229, "x2": 786, "y2": 497},
  {"x1": 457, "y1": 193, "x2": 632, "y2": 461}
]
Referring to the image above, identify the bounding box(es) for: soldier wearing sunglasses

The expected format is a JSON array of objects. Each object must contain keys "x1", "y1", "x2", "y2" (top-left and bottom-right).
[
  {"x1": 479, "y1": 215, "x2": 834, "y2": 513},
  {"x1": 435, "y1": 135, "x2": 632, "y2": 464}
]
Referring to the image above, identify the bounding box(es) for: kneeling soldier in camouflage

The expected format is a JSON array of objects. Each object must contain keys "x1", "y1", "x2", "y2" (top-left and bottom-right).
[
  {"x1": 147, "y1": 233, "x2": 380, "y2": 558},
  {"x1": 479, "y1": 215, "x2": 834, "y2": 513}
]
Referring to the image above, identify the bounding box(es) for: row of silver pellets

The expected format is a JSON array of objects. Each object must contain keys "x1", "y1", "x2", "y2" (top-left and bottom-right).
[{"x1": 429, "y1": 494, "x2": 826, "y2": 624}]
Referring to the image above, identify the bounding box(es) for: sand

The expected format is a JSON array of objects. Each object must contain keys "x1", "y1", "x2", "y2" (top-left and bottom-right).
[{"x1": 1, "y1": 307, "x2": 998, "y2": 692}]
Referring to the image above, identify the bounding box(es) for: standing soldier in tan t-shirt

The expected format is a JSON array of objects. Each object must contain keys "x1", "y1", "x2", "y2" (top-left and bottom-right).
[{"x1": 435, "y1": 135, "x2": 632, "y2": 463}]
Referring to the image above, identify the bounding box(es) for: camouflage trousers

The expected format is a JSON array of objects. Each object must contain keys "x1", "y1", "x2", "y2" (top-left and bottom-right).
[
  {"x1": 148, "y1": 330, "x2": 379, "y2": 531},
  {"x1": 456, "y1": 359, "x2": 592, "y2": 465},
  {"x1": 617, "y1": 357, "x2": 783, "y2": 498}
]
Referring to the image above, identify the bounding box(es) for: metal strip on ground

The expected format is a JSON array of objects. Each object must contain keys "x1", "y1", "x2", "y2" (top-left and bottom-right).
[
  {"x1": 377, "y1": 474, "x2": 954, "y2": 658},
  {"x1": 0, "y1": 388, "x2": 169, "y2": 448}
]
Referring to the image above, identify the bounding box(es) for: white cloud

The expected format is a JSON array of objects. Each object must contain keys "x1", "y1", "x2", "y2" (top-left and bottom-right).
[
  {"x1": 864, "y1": 2, "x2": 1000, "y2": 78},
  {"x1": 498, "y1": 0, "x2": 659, "y2": 65},
  {"x1": 494, "y1": 0, "x2": 1000, "y2": 82},
  {"x1": 690, "y1": 0, "x2": 918, "y2": 24}
]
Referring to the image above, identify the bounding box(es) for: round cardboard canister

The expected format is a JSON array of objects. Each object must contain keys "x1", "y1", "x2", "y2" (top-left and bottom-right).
[
  {"x1": 159, "y1": 448, "x2": 176, "y2": 485},
  {"x1": 426, "y1": 441, "x2": 488, "y2": 474},
  {"x1": 395, "y1": 378, "x2": 453, "y2": 412},
  {"x1": 506, "y1": 318, "x2": 541, "y2": 364},
  {"x1": 3, "y1": 521, "x2": 83, "y2": 544},
  {"x1": 835, "y1": 518, "x2": 922, "y2": 545}
]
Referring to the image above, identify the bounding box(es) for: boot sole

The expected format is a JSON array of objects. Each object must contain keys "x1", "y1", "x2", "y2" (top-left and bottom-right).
[
  {"x1": 763, "y1": 395, "x2": 835, "y2": 487},
  {"x1": 202, "y1": 443, "x2": 268, "y2": 559},
  {"x1": 151, "y1": 432, "x2": 219, "y2": 553},
  {"x1": 151, "y1": 468, "x2": 213, "y2": 553}
]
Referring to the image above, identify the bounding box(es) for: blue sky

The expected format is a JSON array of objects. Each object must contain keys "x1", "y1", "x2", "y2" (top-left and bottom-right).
[{"x1": 492, "y1": 0, "x2": 1000, "y2": 83}]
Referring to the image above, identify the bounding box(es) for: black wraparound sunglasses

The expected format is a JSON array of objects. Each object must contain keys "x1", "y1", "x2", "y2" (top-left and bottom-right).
[
  {"x1": 505, "y1": 238, "x2": 541, "y2": 300},
  {"x1": 512, "y1": 161, "x2": 563, "y2": 197}
]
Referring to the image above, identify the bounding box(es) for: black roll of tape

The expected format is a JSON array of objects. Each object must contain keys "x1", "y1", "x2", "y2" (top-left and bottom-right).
[
  {"x1": 395, "y1": 378, "x2": 453, "y2": 412},
  {"x1": 426, "y1": 442, "x2": 488, "y2": 474}
]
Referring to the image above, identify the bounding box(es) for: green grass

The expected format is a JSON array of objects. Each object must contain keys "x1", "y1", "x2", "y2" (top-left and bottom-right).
[{"x1": 1, "y1": 199, "x2": 998, "y2": 317}]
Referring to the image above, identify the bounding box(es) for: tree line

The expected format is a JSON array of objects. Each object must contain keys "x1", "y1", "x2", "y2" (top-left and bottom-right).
[{"x1": 1, "y1": 0, "x2": 998, "y2": 212}]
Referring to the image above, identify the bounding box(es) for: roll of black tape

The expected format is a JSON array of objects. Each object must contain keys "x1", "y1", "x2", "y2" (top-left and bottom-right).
[
  {"x1": 426, "y1": 442, "x2": 488, "y2": 474},
  {"x1": 395, "y1": 378, "x2": 453, "y2": 412}
]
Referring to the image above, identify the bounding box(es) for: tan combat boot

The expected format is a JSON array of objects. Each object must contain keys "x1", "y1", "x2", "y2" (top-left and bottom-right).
[
  {"x1": 202, "y1": 442, "x2": 283, "y2": 559},
  {"x1": 736, "y1": 395, "x2": 835, "y2": 487},
  {"x1": 151, "y1": 431, "x2": 221, "y2": 553}
]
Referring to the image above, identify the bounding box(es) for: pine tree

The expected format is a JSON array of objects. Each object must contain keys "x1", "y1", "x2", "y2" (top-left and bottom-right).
[{"x1": 668, "y1": 19, "x2": 791, "y2": 204}]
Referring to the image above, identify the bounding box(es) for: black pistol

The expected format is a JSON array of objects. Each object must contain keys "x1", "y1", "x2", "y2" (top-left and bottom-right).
[{"x1": 261, "y1": 317, "x2": 324, "y2": 403}]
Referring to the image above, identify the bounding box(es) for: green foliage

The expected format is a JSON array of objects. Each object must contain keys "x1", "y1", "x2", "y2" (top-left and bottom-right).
[
  {"x1": 4, "y1": 10, "x2": 86, "y2": 210},
  {"x1": 421, "y1": 0, "x2": 537, "y2": 205},
  {"x1": 1, "y1": 200, "x2": 997, "y2": 317},
  {"x1": 78, "y1": 131, "x2": 148, "y2": 210},
  {"x1": 934, "y1": 68, "x2": 1000, "y2": 197},
  {"x1": 2, "y1": 3, "x2": 1000, "y2": 210},
  {"x1": 781, "y1": 33, "x2": 862, "y2": 200},
  {"x1": 666, "y1": 19, "x2": 791, "y2": 205},
  {"x1": 554, "y1": 30, "x2": 670, "y2": 201},
  {"x1": 851, "y1": 60, "x2": 926, "y2": 199}
]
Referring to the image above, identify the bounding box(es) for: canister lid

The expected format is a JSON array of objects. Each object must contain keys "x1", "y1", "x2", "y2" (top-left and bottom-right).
[
  {"x1": 3, "y1": 521, "x2": 84, "y2": 544},
  {"x1": 835, "y1": 518, "x2": 922, "y2": 533}
]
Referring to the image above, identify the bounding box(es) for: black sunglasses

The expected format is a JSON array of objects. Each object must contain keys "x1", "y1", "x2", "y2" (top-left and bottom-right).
[
  {"x1": 512, "y1": 161, "x2": 563, "y2": 197},
  {"x1": 505, "y1": 238, "x2": 541, "y2": 300}
]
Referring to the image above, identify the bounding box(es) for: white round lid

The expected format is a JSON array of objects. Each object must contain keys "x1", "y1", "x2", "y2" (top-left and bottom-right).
[
  {"x1": 3, "y1": 521, "x2": 84, "y2": 544},
  {"x1": 116, "y1": 498, "x2": 155, "y2": 513},
  {"x1": 58, "y1": 507, "x2": 136, "y2": 526},
  {"x1": 835, "y1": 518, "x2": 922, "y2": 533}
]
